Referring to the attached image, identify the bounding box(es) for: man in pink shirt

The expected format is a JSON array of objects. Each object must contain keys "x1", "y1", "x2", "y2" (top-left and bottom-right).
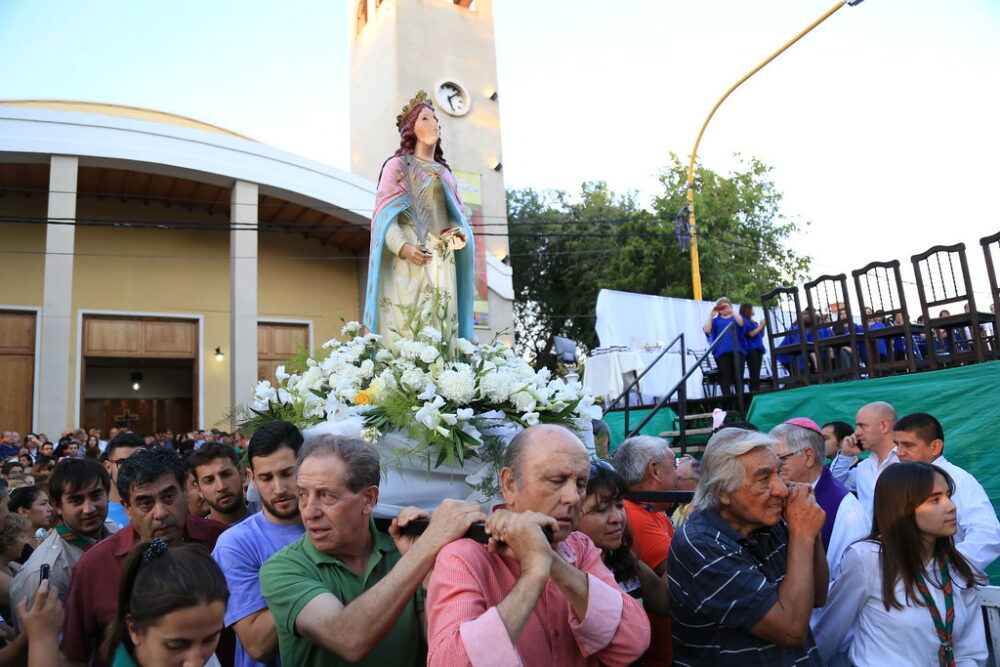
[{"x1": 426, "y1": 424, "x2": 651, "y2": 666}]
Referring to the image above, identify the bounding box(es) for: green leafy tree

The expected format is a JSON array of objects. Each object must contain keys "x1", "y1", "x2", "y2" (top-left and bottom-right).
[
  {"x1": 654, "y1": 153, "x2": 811, "y2": 302},
  {"x1": 507, "y1": 154, "x2": 811, "y2": 366}
]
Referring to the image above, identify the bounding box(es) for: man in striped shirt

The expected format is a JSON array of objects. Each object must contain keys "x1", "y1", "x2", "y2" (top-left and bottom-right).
[{"x1": 668, "y1": 428, "x2": 827, "y2": 666}]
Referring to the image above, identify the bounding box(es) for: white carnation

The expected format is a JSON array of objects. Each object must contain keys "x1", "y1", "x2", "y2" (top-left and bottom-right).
[
  {"x1": 359, "y1": 359, "x2": 375, "y2": 378},
  {"x1": 398, "y1": 340, "x2": 423, "y2": 361},
  {"x1": 510, "y1": 386, "x2": 537, "y2": 413},
  {"x1": 419, "y1": 326, "x2": 443, "y2": 343},
  {"x1": 341, "y1": 321, "x2": 361, "y2": 336},
  {"x1": 455, "y1": 337, "x2": 476, "y2": 355},
  {"x1": 376, "y1": 348, "x2": 393, "y2": 362},
  {"x1": 401, "y1": 368, "x2": 426, "y2": 391}
]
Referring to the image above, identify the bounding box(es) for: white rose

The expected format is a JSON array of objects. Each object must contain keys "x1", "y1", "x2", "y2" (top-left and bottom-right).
[
  {"x1": 376, "y1": 348, "x2": 393, "y2": 362},
  {"x1": 420, "y1": 345, "x2": 440, "y2": 364},
  {"x1": 359, "y1": 359, "x2": 375, "y2": 377},
  {"x1": 341, "y1": 321, "x2": 361, "y2": 337}
]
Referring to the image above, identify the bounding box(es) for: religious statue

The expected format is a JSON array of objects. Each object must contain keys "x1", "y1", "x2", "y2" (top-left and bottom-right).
[{"x1": 363, "y1": 91, "x2": 476, "y2": 343}]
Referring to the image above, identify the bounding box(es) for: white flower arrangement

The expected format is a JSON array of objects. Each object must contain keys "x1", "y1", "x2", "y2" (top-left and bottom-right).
[{"x1": 244, "y1": 290, "x2": 601, "y2": 477}]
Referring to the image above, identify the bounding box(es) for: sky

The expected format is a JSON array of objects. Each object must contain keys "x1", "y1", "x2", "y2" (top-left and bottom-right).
[{"x1": 2, "y1": 0, "x2": 999, "y2": 302}]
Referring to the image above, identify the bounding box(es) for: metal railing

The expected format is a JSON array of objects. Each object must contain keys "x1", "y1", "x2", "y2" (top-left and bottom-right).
[
  {"x1": 603, "y1": 333, "x2": 686, "y2": 436},
  {"x1": 625, "y1": 321, "x2": 744, "y2": 446}
]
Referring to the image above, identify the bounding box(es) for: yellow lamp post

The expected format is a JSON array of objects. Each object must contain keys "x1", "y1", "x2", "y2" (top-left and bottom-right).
[{"x1": 685, "y1": 0, "x2": 864, "y2": 301}]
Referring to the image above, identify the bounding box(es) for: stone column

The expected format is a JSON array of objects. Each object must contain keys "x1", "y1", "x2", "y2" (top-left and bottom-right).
[
  {"x1": 38, "y1": 155, "x2": 78, "y2": 435},
  {"x1": 230, "y1": 180, "x2": 259, "y2": 413}
]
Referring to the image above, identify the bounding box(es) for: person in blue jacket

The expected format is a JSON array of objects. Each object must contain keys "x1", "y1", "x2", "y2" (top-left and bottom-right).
[
  {"x1": 703, "y1": 297, "x2": 744, "y2": 396},
  {"x1": 739, "y1": 303, "x2": 767, "y2": 393}
]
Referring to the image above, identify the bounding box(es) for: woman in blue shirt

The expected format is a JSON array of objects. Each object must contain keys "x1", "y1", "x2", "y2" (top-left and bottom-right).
[
  {"x1": 739, "y1": 303, "x2": 767, "y2": 393},
  {"x1": 703, "y1": 297, "x2": 744, "y2": 396}
]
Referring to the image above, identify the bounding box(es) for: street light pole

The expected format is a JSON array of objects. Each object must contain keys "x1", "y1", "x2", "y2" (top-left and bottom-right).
[{"x1": 685, "y1": 0, "x2": 863, "y2": 301}]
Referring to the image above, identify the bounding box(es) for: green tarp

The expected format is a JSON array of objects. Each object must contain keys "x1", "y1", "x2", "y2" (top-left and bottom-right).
[
  {"x1": 604, "y1": 406, "x2": 678, "y2": 454},
  {"x1": 747, "y1": 360, "x2": 1000, "y2": 582}
]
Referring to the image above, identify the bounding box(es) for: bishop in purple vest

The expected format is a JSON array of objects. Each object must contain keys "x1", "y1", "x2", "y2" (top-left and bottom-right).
[{"x1": 770, "y1": 418, "x2": 870, "y2": 579}]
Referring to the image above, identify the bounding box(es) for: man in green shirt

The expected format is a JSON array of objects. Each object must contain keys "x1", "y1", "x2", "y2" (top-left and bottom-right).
[{"x1": 260, "y1": 434, "x2": 484, "y2": 666}]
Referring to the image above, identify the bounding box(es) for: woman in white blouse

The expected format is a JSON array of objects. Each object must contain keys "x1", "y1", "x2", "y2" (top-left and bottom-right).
[{"x1": 814, "y1": 461, "x2": 988, "y2": 666}]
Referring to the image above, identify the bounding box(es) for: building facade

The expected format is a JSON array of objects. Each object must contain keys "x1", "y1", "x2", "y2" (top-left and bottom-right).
[{"x1": 0, "y1": 102, "x2": 374, "y2": 437}]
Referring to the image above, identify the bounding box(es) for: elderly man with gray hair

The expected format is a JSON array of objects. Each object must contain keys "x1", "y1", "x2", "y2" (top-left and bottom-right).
[
  {"x1": 611, "y1": 435, "x2": 676, "y2": 575},
  {"x1": 260, "y1": 433, "x2": 485, "y2": 666},
  {"x1": 770, "y1": 418, "x2": 868, "y2": 580},
  {"x1": 668, "y1": 428, "x2": 828, "y2": 666}
]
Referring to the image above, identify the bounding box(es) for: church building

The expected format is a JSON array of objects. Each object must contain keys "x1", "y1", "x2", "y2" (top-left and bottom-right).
[{"x1": 0, "y1": 0, "x2": 513, "y2": 438}]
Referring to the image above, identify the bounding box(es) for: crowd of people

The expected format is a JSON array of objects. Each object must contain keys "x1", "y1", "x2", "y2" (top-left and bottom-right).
[{"x1": 0, "y1": 402, "x2": 995, "y2": 666}]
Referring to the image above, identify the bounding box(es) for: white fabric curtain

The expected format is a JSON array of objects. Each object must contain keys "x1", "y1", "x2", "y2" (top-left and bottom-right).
[{"x1": 587, "y1": 289, "x2": 774, "y2": 402}]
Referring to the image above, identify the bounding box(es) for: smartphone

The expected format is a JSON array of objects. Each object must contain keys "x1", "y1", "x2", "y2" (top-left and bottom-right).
[{"x1": 39, "y1": 563, "x2": 50, "y2": 582}]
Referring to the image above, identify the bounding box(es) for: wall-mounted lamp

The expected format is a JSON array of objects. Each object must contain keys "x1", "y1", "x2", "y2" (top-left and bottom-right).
[
  {"x1": 490, "y1": 161, "x2": 503, "y2": 172},
  {"x1": 215, "y1": 347, "x2": 225, "y2": 361},
  {"x1": 131, "y1": 371, "x2": 143, "y2": 392}
]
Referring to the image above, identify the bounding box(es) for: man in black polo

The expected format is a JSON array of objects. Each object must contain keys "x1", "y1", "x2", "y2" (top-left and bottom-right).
[{"x1": 668, "y1": 427, "x2": 828, "y2": 666}]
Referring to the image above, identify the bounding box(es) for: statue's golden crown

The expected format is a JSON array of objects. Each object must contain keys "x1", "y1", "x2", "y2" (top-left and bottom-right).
[{"x1": 396, "y1": 90, "x2": 433, "y2": 129}]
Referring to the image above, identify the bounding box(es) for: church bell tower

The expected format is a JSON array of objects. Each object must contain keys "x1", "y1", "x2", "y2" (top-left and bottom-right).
[{"x1": 348, "y1": 0, "x2": 513, "y2": 343}]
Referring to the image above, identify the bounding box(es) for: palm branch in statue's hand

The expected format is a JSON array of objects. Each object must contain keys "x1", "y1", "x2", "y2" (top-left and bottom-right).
[{"x1": 404, "y1": 155, "x2": 433, "y2": 251}]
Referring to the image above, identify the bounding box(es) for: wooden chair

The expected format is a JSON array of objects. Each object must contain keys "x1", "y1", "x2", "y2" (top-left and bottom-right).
[
  {"x1": 803, "y1": 274, "x2": 859, "y2": 383},
  {"x1": 911, "y1": 243, "x2": 987, "y2": 369},
  {"x1": 696, "y1": 350, "x2": 720, "y2": 399},
  {"x1": 761, "y1": 286, "x2": 811, "y2": 388},
  {"x1": 852, "y1": 260, "x2": 920, "y2": 376},
  {"x1": 980, "y1": 230, "x2": 1000, "y2": 355}
]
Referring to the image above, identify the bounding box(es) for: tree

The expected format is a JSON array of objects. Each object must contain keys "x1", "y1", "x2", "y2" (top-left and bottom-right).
[
  {"x1": 654, "y1": 153, "x2": 811, "y2": 302},
  {"x1": 507, "y1": 154, "x2": 810, "y2": 366}
]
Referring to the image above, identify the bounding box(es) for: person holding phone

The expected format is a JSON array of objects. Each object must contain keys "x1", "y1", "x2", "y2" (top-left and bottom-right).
[{"x1": 703, "y1": 297, "x2": 745, "y2": 397}]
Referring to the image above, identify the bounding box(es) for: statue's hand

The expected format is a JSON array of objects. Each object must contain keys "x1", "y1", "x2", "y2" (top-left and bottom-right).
[
  {"x1": 401, "y1": 243, "x2": 432, "y2": 266},
  {"x1": 441, "y1": 228, "x2": 467, "y2": 250}
]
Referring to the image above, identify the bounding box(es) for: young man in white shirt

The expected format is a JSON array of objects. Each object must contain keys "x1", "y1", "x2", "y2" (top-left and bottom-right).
[
  {"x1": 830, "y1": 401, "x2": 898, "y2": 513},
  {"x1": 894, "y1": 411, "x2": 1000, "y2": 571}
]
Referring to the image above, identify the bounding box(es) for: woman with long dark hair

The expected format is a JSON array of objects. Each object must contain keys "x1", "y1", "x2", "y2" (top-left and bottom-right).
[
  {"x1": 814, "y1": 462, "x2": 987, "y2": 666},
  {"x1": 576, "y1": 461, "x2": 669, "y2": 664},
  {"x1": 739, "y1": 303, "x2": 767, "y2": 393},
  {"x1": 362, "y1": 90, "x2": 476, "y2": 343},
  {"x1": 8, "y1": 486, "x2": 52, "y2": 537},
  {"x1": 103, "y1": 539, "x2": 229, "y2": 666}
]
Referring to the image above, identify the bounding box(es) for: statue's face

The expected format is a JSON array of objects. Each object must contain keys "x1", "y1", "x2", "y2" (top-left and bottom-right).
[{"x1": 413, "y1": 106, "x2": 440, "y2": 147}]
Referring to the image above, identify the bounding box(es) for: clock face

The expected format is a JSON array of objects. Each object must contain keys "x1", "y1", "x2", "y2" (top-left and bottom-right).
[{"x1": 435, "y1": 80, "x2": 470, "y2": 117}]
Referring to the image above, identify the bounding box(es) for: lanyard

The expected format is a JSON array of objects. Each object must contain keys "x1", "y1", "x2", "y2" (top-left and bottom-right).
[{"x1": 915, "y1": 554, "x2": 955, "y2": 667}]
